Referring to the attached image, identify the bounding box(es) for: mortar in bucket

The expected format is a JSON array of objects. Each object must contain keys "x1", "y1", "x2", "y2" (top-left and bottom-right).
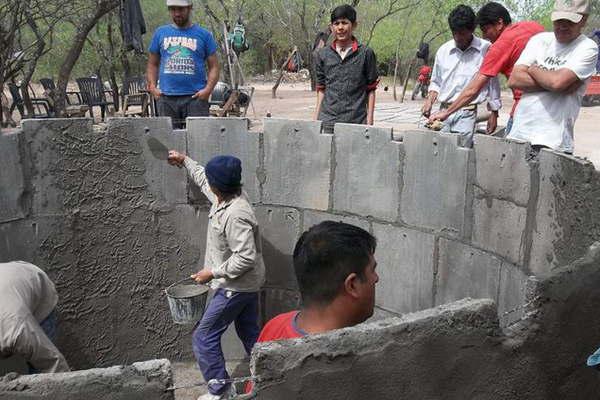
[{"x1": 165, "y1": 277, "x2": 210, "y2": 325}]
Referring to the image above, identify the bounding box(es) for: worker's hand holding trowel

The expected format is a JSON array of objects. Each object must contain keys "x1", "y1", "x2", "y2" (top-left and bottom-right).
[{"x1": 167, "y1": 150, "x2": 186, "y2": 168}]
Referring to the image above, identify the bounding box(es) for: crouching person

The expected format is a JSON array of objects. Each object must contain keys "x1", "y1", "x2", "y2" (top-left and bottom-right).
[
  {"x1": 167, "y1": 151, "x2": 265, "y2": 400},
  {"x1": 0, "y1": 261, "x2": 70, "y2": 374}
]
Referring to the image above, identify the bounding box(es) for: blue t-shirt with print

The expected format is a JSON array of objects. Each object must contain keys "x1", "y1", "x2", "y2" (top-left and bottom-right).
[{"x1": 149, "y1": 24, "x2": 218, "y2": 95}]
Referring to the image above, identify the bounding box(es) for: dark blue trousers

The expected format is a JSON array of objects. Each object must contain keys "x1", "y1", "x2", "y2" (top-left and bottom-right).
[
  {"x1": 192, "y1": 289, "x2": 259, "y2": 395},
  {"x1": 28, "y1": 310, "x2": 57, "y2": 374}
]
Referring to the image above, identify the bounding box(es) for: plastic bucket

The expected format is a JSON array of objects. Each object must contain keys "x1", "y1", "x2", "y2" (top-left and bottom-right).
[{"x1": 165, "y1": 278, "x2": 210, "y2": 325}]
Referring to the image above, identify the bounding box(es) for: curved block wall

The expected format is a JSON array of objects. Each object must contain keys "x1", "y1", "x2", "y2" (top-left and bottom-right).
[{"x1": 1, "y1": 117, "x2": 599, "y2": 370}]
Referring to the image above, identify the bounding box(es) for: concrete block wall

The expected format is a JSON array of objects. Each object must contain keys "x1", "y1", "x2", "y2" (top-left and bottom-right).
[
  {"x1": 0, "y1": 359, "x2": 173, "y2": 400},
  {"x1": 2, "y1": 117, "x2": 600, "y2": 371},
  {"x1": 251, "y1": 242, "x2": 600, "y2": 399}
]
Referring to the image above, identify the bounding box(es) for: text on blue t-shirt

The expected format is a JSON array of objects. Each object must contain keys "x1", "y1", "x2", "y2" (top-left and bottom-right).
[{"x1": 149, "y1": 24, "x2": 218, "y2": 95}]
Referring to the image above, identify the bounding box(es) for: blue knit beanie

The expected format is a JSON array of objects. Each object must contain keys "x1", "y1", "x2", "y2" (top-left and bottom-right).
[{"x1": 205, "y1": 155, "x2": 242, "y2": 193}]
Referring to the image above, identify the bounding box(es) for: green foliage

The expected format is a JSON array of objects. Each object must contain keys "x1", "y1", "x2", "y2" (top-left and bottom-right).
[{"x1": 30, "y1": 0, "x2": 557, "y2": 83}]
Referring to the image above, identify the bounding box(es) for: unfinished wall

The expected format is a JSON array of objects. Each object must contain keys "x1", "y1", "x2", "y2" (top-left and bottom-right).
[
  {"x1": 1, "y1": 117, "x2": 600, "y2": 371},
  {"x1": 0, "y1": 359, "x2": 173, "y2": 400},
  {"x1": 252, "y1": 243, "x2": 600, "y2": 399}
]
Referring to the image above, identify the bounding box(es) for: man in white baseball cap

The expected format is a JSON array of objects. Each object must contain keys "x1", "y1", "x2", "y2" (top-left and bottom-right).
[
  {"x1": 507, "y1": 0, "x2": 598, "y2": 154},
  {"x1": 147, "y1": 0, "x2": 219, "y2": 128},
  {"x1": 166, "y1": 0, "x2": 192, "y2": 5},
  {"x1": 551, "y1": 0, "x2": 590, "y2": 24}
]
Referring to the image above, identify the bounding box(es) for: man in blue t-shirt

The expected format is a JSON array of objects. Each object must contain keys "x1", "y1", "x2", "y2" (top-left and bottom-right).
[{"x1": 147, "y1": 0, "x2": 219, "y2": 128}]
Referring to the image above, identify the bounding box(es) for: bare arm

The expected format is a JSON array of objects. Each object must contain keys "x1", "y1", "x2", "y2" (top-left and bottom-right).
[
  {"x1": 528, "y1": 65, "x2": 580, "y2": 92},
  {"x1": 192, "y1": 54, "x2": 220, "y2": 100},
  {"x1": 508, "y1": 65, "x2": 544, "y2": 93},
  {"x1": 205, "y1": 54, "x2": 220, "y2": 94},
  {"x1": 366, "y1": 90, "x2": 376, "y2": 125},
  {"x1": 422, "y1": 91, "x2": 438, "y2": 117},
  {"x1": 146, "y1": 53, "x2": 161, "y2": 98},
  {"x1": 430, "y1": 73, "x2": 490, "y2": 121},
  {"x1": 314, "y1": 90, "x2": 325, "y2": 120}
]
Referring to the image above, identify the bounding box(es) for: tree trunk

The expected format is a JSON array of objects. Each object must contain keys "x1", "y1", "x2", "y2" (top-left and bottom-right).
[
  {"x1": 272, "y1": 47, "x2": 296, "y2": 99},
  {"x1": 21, "y1": 8, "x2": 48, "y2": 116},
  {"x1": 400, "y1": 58, "x2": 416, "y2": 104},
  {"x1": 54, "y1": 0, "x2": 119, "y2": 116},
  {"x1": 393, "y1": 57, "x2": 400, "y2": 101}
]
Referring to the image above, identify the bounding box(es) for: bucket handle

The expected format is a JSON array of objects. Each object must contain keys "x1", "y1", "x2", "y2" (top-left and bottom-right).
[{"x1": 165, "y1": 276, "x2": 195, "y2": 293}]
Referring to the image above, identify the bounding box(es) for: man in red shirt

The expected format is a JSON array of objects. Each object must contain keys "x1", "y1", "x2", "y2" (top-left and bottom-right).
[
  {"x1": 245, "y1": 221, "x2": 378, "y2": 394},
  {"x1": 257, "y1": 221, "x2": 379, "y2": 341},
  {"x1": 429, "y1": 2, "x2": 544, "y2": 133}
]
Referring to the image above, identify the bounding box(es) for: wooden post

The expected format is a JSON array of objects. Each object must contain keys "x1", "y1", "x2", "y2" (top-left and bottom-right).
[{"x1": 223, "y1": 22, "x2": 236, "y2": 88}]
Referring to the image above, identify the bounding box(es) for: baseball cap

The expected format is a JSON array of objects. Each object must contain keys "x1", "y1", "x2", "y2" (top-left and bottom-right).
[
  {"x1": 166, "y1": 0, "x2": 192, "y2": 6},
  {"x1": 551, "y1": 0, "x2": 589, "y2": 23}
]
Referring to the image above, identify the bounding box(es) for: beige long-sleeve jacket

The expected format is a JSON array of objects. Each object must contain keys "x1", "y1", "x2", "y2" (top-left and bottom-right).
[
  {"x1": 0, "y1": 261, "x2": 70, "y2": 373},
  {"x1": 184, "y1": 157, "x2": 265, "y2": 292}
]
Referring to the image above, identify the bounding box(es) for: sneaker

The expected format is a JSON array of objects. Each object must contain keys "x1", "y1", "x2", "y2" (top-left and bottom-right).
[
  {"x1": 197, "y1": 393, "x2": 221, "y2": 400},
  {"x1": 197, "y1": 384, "x2": 237, "y2": 400}
]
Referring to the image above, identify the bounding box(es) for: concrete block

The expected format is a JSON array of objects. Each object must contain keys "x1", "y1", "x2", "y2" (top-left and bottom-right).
[
  {"x1": 259, "y1": 287, "x2": 301, "y2": 326},
  {"x1": 108, "y1": 118, "x2": 187, "y2": 206},
  {"x1": 158, "y1": 204, "x2": 209, "y2": 269},
  {"x1": 0, "y1": 132, "x2": 27, "y2": 222},
  {"x1": 262, "y1": 118, "x2": 331, "y2": 210},
  {"x1": 21, "y1": 119, "x2": 94, "y2": 216},
  {"x1": 436, "y1": 238, "x2": 501, "y2": 306},
  {"x1": 0, "y1": 359, "x2": 174, "y2": 400},
  {"x1": 498, "y1": 262, "x2": 530, "y2": 327},
  {"x1": 472, "y1": 188, "x2": 528, "y2": 266},
  {"x1": 372, "y1": 223, "x2": 435, "y2": 314},
  {"x1": 367, "y1": 305, "x2": 402, "y2": 322},
  {"x1": 186, "y1": 118, "x2": 260, "y2": 203},
  {"x1": 252, "y1": 299, "x2": 502, "y2": 400},
  {"x1": 302, "y1": 210, "x2": 370, "y2": 232},
  {"x1": 332, "y1": 124, "x2": 401, "y2": 221},
  {"x1": 0, "y1": 216, "x2": 69, "y2": 267},
  {"x1": 400, "y1": 130, "x2": 471, "y2": 236},
  {"x1": 0, "y1": 219, "x2": 38, "y2": 263},
  {"x1": 529, "y1": 150, "x2": 600, "y2": 276},
  {"x1": 255, "y1": 206, "x2": 301, "y2": 289},
  {"x1": 474, "y1": 134, "x2": 532, "y2": 205}
]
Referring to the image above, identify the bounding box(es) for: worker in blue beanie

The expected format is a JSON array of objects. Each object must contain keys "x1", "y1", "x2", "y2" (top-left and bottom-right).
[{"x1": 167, "y1": 150, "x2": 265, "y2": 400}]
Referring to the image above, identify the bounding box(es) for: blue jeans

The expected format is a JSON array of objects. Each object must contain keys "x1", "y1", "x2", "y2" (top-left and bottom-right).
[
  {"x1": 192, "y1": 289, "x2": 259, "y2": 395},
  {"x1": 28, "y1": 310, "x2": 57, "y2": 374}
]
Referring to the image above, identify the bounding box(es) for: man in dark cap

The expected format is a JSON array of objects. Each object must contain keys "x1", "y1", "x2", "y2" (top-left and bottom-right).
[{"x1": 167, "y1": 150, "x2": 265, "y2": 400}]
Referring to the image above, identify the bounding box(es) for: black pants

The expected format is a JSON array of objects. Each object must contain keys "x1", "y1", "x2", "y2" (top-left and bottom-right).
[{"x1": 157, "y1": 95, "x2": 210, "y2": 129}]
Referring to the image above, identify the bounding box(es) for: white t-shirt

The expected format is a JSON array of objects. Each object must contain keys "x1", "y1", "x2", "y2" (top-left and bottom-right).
[
  {"x1": 508, "y1": 32, "x2": 598, "y2": 153},
  {"x1": 336, "y1": 44, "x2": 351, "y2": 60}
]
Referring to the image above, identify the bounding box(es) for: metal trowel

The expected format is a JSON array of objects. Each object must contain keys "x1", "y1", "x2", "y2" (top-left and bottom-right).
[{"x1": 146, "y1": 136, "x2": 170, "y2": 160}]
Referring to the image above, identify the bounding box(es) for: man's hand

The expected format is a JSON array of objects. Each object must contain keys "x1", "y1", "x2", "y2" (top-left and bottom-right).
[
  {"x1": 149, "y1": 87, "x2": 162, "y2": 100},
  {"x1": 192, "y1": 88, "x2": 211, "y2": 101},
  {"x1": 486, "y1": 111, "x2": 498, "y2": 134},
  {"x1": 191, "y1": 268, "x2": 214, "y2": 284},
  {"x1": 421, "y1": 99, "x2": 433, "y2": 117},
  {"x1": 429, "y1": 109, "x2": 450, "y2": 123},
  {"x1": 167, "y1": 150, "x2": 185, "y2": 167}
]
